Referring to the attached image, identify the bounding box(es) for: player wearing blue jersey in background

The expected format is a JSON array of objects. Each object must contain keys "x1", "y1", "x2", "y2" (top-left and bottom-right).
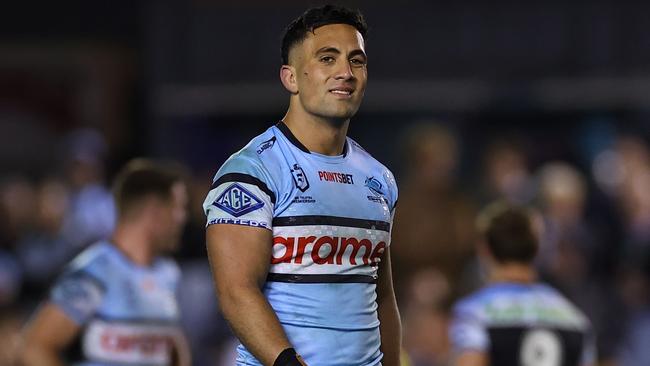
[
  {"x1": 450, "y1": 202, "x2": 595, "y2": 366},
  {"x1": 204, "y1": 5, "x2": 401, "y2": 366},
  {"x1": 20, "y1": 159, "x2": 191, "y2": 366}
]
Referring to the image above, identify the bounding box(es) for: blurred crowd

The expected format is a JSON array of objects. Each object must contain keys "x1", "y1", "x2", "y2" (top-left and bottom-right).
[{"x1": 1, "y1": 122, "x2": 650, "y2": 366}]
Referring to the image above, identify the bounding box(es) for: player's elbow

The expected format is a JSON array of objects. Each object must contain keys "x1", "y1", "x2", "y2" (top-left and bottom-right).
[{"x1": 215, "y1": 281, "x2": 262, "y2": 318}]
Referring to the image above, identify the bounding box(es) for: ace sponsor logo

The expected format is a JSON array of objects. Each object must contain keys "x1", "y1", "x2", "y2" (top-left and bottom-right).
[{"x1": 214, "y1": 183, "x2": 264, "y2": 217}]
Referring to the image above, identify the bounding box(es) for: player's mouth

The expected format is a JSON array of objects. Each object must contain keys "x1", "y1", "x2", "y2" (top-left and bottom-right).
[{"x1": 329, "y1": 87, "x2": 354, "y2": 98}]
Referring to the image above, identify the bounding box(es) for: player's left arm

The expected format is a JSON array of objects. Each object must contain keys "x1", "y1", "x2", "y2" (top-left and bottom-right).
[
  {"x1": 376, "y1": 246, "x2": 401, "y2": 366},
  {"x1": 169, "y1": 330, "x2": 191, "y2": 366}
]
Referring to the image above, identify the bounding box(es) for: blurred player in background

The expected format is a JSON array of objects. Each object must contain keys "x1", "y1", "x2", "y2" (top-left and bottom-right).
[
  {"x1": 203, "y1": 4, "x2": 400, "y2": 366},
  {"x1": 20, "y1": 159, "x2": 190, "y2": 366},
  {"x1": 449, "y1": 201, "x2": 595, "y2": 366}
]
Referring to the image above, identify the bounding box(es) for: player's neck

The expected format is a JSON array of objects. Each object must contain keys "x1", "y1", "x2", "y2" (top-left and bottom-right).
[
  {"x1": 111, "y1": 221, "x2": 155, "y2": 267},
  {"x1": 489, "y1": 262, "x2": 536, "y2": 284},
  {"x1": 282, "y1": 109, "x2": 349, "y2": 156}
]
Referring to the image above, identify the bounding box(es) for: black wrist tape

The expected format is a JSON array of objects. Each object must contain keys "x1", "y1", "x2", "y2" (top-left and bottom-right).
[{"x1": 273, "y1": 347, "x2": 303, "y2": 366}]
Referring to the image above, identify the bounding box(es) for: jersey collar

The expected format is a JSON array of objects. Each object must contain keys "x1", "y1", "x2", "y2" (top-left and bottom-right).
[{"x1": 276, "y1": 121, "x2": 348, "y2": 157}]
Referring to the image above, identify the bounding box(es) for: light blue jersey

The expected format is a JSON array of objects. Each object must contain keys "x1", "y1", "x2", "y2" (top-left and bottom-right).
[
  {"x1": 50, "y1": 241, "x2": 182, "y2": 366},
  {"x1": 203, "y1": 122, "x2": 398, "y2": 366},
  {"x1": 450, "y1": 282, "x2": 595, "y2": 366}
]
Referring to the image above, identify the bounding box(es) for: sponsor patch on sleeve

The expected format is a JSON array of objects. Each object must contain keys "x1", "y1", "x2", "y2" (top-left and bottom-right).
[
  {"x1": 214, "y1": 183, "x2": 264, "y2": 217},
  {"x1": 51, "y1": 272, "x2": 105, "y2": 325},
  {"x1": 204, "y1": 180, "x2": 273, "y2": 229}
]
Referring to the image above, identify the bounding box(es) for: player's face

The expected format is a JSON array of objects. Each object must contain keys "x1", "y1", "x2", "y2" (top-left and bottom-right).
[
  {"x1": 293, "y1": 24, "x2": 367, "y2": 121},
  {"x1": 154, "y1": 182, "x2": 188, "y2": 253}
]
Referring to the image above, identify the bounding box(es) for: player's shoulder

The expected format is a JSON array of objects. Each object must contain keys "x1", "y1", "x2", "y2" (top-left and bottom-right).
[
  {"x1": 534, "y1": 283, "x2": 592, "y2": 326},
  {"x1": 213, "y1": 125, "x2": 289, "y2": 185},
  {"x1": 453, "y1": 286, "x2": 494, "y2": 318},
  {"x1": 453, "y1": 283, "x2": 526, "y2": 319},
  {"x1": 218, "y1": 126, "x2": 277, "y2": 172},
  {"x1": 347, "y1": 137, "x2": 398, "y2": 202},
  {"x1": 347, "y1": 137, "x2": 391, "y2": 172},
  {"x1": 532, "y1": 282, "x2": 576, "y2": 307},
  {"x1": 66, "y1": 241, "x2": 115, "y2": 274},
  {"x1": 55, "y1": 241, "x2": 116, "y2": 292}
]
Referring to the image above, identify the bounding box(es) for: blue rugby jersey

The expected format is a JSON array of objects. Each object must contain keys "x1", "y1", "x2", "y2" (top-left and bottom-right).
[
  {"x1": 203, "y1": 122, "x2": 398, "y2": 366},
  {"x1": 450, "y1": 282, "x2": 596, "y2": 366},
  {"x1": 50, "y1": 242, "x2": 182, "y2": 366}
]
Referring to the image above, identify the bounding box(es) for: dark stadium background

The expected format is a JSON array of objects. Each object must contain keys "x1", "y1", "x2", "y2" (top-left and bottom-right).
[{"x1": 2, "y1": 1, "x2": 650, "y2": 365}]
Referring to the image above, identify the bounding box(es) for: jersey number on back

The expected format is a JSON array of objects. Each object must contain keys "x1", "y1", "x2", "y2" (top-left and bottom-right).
[{"x1": 520, "y1": 329, "x2": 563, "y2": 366}]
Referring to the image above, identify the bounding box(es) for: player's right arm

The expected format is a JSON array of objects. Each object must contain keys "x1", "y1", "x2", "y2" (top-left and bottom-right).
[
  {"x1": 206, "y1": 224, "x2": 300, "y2": 366},
  {"x1": 204, "y1": 151, "x2": 305, "y2": 365},
  {"x1": 19, "y1": 303, "x2": 80, "y2": 366}
]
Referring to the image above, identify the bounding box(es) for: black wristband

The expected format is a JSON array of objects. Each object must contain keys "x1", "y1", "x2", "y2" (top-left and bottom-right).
[{"x1": 273, "y1": 347, "x2": 304, "y2": 366}]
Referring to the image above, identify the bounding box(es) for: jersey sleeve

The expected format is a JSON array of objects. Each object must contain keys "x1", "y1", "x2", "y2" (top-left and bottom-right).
[
  {"x1": 384, "y1": 168, "x2": 398, "y2": 214},
  {"x1": 50, "y1": 270, "x2": 105, "y2": 325},
  {"x1": 449, "y1": 303, "x2": 489, "y2": 354},
  {"x1": 203, "y1": 153, "x2": 277, "y2": 231}
]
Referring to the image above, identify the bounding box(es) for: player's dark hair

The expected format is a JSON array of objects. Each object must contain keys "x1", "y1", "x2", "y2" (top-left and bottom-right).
[
  {"x1": 281, "y1": 4, "x2": 368, "y2": 65},
  {"x1": 476, "y1": 201, "x2": 538, "y2": 264},
  {"x1": 112, "y1": 159, "x2": 185, "y2": 217}
]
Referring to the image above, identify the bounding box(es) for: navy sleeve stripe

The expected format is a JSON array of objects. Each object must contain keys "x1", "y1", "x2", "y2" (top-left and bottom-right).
[
  {"x1": 266, "y1": 273, "x2": 376, "y2": 284},
  {"x1": 272, "y1": 215, "x2": 390, "y2": 232},
  {"x1": 212, "y1": 173, "x2": 276, "y2": 204},
  {"x1": 58, "y1": 270, "x2": 107, "y2": 292}
]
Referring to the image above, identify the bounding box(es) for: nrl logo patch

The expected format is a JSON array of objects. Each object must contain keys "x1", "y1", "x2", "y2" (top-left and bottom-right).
[
  {"x1": 291, "y1": 163, "x2": 310, "y2": 192},
  {"x1": 214, "y1": 183, "x2": 264, "y2": 217}
]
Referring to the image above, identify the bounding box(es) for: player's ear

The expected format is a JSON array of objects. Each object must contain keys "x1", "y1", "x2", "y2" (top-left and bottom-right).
[{"x1": 280, "y1": 65, "x2": 299, "y2": 94}]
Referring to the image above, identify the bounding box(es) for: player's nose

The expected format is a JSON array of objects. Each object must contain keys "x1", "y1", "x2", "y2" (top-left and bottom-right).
[{"x1": 334, "y1": 60, "x2": 355, "y2": 80}]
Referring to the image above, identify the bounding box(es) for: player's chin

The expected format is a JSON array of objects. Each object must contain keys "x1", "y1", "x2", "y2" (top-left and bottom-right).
[{"x1": 328, "y1": 104, "x2": 361, "y2": 120}]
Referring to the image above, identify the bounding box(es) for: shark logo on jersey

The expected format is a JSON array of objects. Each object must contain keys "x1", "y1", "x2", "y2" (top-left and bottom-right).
[
  {"x1": 214, "y1": 183, "x2": 264, "y2": 217},
  {"x1": 256, "y1": 136, "x2": 276, "y2": 154},
  {"x1": 291, "y1": 163, "x2": 310, "y2": 192},
  {"x1": 365, "y1": 176, "x2": 384, "y2": 196},
  {"x1": 365, "y1": 176, "x2": 389, "y2": 205}
]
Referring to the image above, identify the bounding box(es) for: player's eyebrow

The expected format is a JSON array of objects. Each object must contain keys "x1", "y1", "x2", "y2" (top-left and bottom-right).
[
  {"x1": 315, "y1": 46, "x2": 341, "y2": 56},
  {"x1": 349, "y1": 49, "x2": 367, "y2": 60},
  {"x1": 315, "y1": 47, "x2": 367, "y2": 59}
]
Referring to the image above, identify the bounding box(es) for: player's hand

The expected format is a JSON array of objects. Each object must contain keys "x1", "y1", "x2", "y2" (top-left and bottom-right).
[
  {"x1": 370, "y1": 247, "x2": 384, "y2": 267},
  {"x1": 273, "y1": 348, "x2": 308, "y2": 366}
]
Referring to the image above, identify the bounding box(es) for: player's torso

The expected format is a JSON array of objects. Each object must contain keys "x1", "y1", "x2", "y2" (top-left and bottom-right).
[
  {"x1": 472, "y1": 284, "x2": 588, "y2": 366},
  {"x1": 267, "y1": 133, "x2": 394, "y2": 283},
  {"x1": 73, "y1": 245, "x2": 180, "y2": 366}
]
